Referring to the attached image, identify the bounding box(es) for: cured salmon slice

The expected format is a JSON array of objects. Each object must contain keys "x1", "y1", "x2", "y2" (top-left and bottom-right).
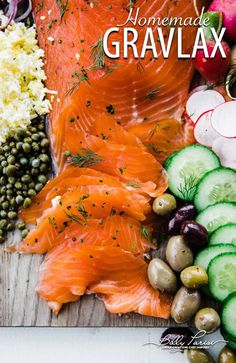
[
  {"x1": 128, "y1": 119, "x2": 195, "y2": 164},
  {"x1": 16, "y1": 184, "x2": 151, "y2": 254},
  {"x1": 16, "y1": 215, "x2": 154, "y2": 255},
  {"x1": 33, "y1": 0, "x2": 198, "y2": 169},
  {"x1": 37, "y1": 245, "x2": 172, "y2": 318}
]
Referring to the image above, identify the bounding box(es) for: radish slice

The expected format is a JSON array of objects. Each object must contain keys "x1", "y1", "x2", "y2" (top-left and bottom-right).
[
  {"x1": 211, "y1": 101, "x2": 236, "y2": 138},
  {"x1": 212, "y1": 137, "x2": 236, "y2": 169},
  {"x1": 194, "y1": 110, "x2": 220, "y2": 147},
  {"x1": 189, "y1": 85, "x2": 208, "y2": 97},
  {"x1": 186, "y1": 90, "x2": 225, "y2": 124}
]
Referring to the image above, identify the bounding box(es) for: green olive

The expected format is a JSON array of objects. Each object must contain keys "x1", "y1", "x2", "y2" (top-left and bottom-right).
[
  {"x1": 171, "y1": 286, "x2": 201, "y2": 324},
  {"x1": 152, "y1": 193, "x2": 177, "y2": 216},
  {"x1": 23, "y1": 198, "x2": 31, "y2": 208},
  {"x1": 187, "y1": 349, "x2": 215, "y2": 363},
  {"x1": 194, "y1": 308, "x2": 220, "y2": 334},
  {"x1": 147, "y1": 258, "x2": 177, "y2": 293},
  {"x1": 218, "y1": 346, "x2": 236, "y2": 363},
  {"x1": 166, "y1": 235, "x2": 193, "y2": 272},
  {"x1": 180, "y1": 266, "x2": 208, "y2": 289}
]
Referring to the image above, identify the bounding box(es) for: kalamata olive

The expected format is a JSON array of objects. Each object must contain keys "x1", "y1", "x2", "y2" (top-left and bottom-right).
[
  {"x1": 194, "y1": 308, "x2": 220, "y2": 334},
  {"x1": 152, "y1": 193, "x2": 177, "y2": 216},
  {"x1": 180, "y1": 266, "x2": 208, "y2": 289},
  {"x1": 168, "y1": 203, "x2": 196, "y2": 235},
  {"x1": 160, "y1": 327, "x2": 194, "y2": 348},
  {"x1": 171, "y1": 287, "x2": 201, "y2": 324},
  {"x1": 166, "y1": 235, "x2": 193, "y2": 272},
  {"x1": 147, "y1": 258, "x2": 177, "y2": 293},
  {"x1": 219, "y1": 346, "x2": 236, "y2": 363},
  {"x1": 181, "y1": 220, "x2": 208, "y2": 248},
  {"x1": 187, "y1": 348, "x2": 215, "y2": 363}
]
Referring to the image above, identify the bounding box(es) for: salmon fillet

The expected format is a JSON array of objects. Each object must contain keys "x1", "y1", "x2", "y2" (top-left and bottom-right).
[
  {"x1": 37, "y1": 244, "x2": 172, "y2": 318},
  {"x1": 33, "y1": 0, "x2": 198, "y2": 169}
]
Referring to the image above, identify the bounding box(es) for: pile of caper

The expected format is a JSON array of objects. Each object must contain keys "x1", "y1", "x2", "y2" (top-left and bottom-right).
[{"x1": 0, "y1": 117, "x2": 51, "y2": 242}]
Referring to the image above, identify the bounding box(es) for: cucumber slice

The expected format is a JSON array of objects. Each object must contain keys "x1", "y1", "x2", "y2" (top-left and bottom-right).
[
  {"x1": 221, "y1": 329, "x2": 236, "y2": 351},
  {"x1": 222, "y1": 292, "x2": 236, "y2": 342},
  {"x1": 208, "y1": 252, "x2": 236, "y2": 301},
  {"x1": 194, "y1": 168, "x2": 236, "y2": 211},
  {"x1": 209, "y1": 224, "x2": 236, "y2": 246},
  {"x1": 165, "y1": 145, "x2": 220, "y2": 201},
  {"x1": 196, "y1": 202, "x2": 236, "y2": 234},
  {"x1": 194, "y1": 244, "x2": 236, "y2": 271}
]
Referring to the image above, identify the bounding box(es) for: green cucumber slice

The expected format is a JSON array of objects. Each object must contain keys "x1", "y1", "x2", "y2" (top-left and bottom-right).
[
  {"x1": 165, "y1": 145, "x2": 220, "y2": 201},
  {"x1": 196, "y1": 202, "x2": 236, "y2": 234},
  {"x1": 222, "y1": 292, "x2": 236, "y2": 342},
  {"x1": 194, "y1": 168, "x2": 236, "y2": 211},
  {"x1": 208, "y1": 252, "x2": 236, "y2": 301},
  {"x1": 209, "y1": 224, "x2": 236, "y2": 246},
  {"x1": 221, "y1": 329, "x2": 236, "y2": 351}
]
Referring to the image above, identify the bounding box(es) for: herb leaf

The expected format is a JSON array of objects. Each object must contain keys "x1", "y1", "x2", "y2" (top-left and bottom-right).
[
  {"x1": 145, "y1": 88, "x2": 160, "y2": 101},
  {"x1": 140, "y1": 225, "x2": 152, "y2": 242},
  {"x1": 55, "y1": 0, "x2": 69, "y2": 22},
  {"x1": 70, "y1": 149, "x2": 103, "y2": 168},
  {"x1": 178, "y1": 175, "x2": 198, "y2": 200},
  {"x1": 66, "y1": 68, "x2": 89, "y2": 96}
]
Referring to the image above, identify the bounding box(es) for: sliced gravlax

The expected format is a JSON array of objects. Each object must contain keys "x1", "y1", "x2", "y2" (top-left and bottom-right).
[
  {"x1": 212, "y1": 137, "x2": 236, "y2": 169},
  {"x1": 186, "y1": 90, "x2": 225, "y2": 124},
  {"x1": 194, "y1": 110, "x2": 220, "y2": 147},
  {"x1": 211, "y1": 101, "x2": 236, "y2": 138}
]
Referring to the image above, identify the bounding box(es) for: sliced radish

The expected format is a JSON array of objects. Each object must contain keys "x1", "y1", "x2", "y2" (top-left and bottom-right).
[
  {"x1": 194, "y1": 110, "x2": 220, "y2": 147},
  {"x1": 189, "y1": 85, "x2": 208, "y2": 97},
  {"x1": 186, "y1": 90, "x2": 225, "y2": 124},
  {"x1": 212, "y1": 137, "x2": 236, "y2": 169},
  {"x1": 211, "y1": 101, "x2": 236, "y2": 138}
]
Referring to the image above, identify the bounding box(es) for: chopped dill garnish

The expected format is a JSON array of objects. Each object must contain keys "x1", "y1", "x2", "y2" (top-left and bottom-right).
[
  {"x1": 55, "y1": 0, "x2": 69, "y2": 22},
  {"x1": 178, "y1": 175, "x2": 198, "y2": 200},
  {"x1": 70, "y1": 148, "x2": 103, "y2": 168},
  {"x1": 64, "y1": 211, "x2": 83, "y2": 225},
  {"x1": 145, "y1": 88, "x2": 160, "y2": 101},
  {"x1": 49, "y1": 19, "x2": 57, "y2": 30},
  {"x1": 125, "y1": 182, "x2": 140, "y2": 188},
  {"x1": 48, "y1": 217, "x2": 57, "y2": 228},
  {"x1": 88, "y1": 35, "x2": 105, "y2": 71},
  {"x1": 139, "y1": 225, "x2": 151, "y2": 242},
  {"x1": 129, "y1": 0, "x2": 136, "y2": 9},
  {"x1": 106, "y1": 104, "x2": 115, "y2": 114},
  {"x1": 66, "y1": 68, "x2": 89, "y2": 96},
  {"x1": 36, "y1": 0, "x2": 44, "y2": 13},
  {"x1": 146, "y1": 143, "x2": 162, "y2": 154}
]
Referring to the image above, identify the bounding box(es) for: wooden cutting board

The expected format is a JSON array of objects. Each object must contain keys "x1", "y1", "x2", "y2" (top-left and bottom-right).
[{"x1": 0, "y1": 229, "x2": 217, "y2": 327}]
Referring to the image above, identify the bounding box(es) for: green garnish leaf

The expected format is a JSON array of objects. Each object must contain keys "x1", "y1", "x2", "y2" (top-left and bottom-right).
[
  {"x1": 125, "y1": 182, "x2": 140, "y2": 188},
  {"x1": 70, "y1": 149, "x2": 103, "y2": 168},
  {"x1": 55, "y1": 0, "x2": 69, "y2": 22},
  {"x1": 140, "y1": 224, "x2": 152, "y2": 242},
  {"x1": 178, "y1": 175, "x2": 198, "y2": 200}
]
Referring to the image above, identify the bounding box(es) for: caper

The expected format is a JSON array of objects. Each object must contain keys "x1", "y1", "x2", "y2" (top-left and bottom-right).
[
  {"x1": 17, "y1": 222, "x2": 26, "y2": 231},
  {"x1": 22, "y1": 143, "x2": 31, "y2": 153},
  {"x1": 29, "y1": 126, "x2": 37, "y2": 133},
  {"x1": 11, "y1": 148, "x2": 18, "y2": 155},
  {"x1": 6, "y1": 190, "x2": 13, "y2": 196},
  {"x1": 23, "y1": 137, "x2": 32, "y2": 144},
  {"x1": 0, "y1": 210, "x2": 7, "y2": 218},
  {"x1": 38, "y1": 131, "x2": 46, "y2": 138},
  {"x1": 37, "y1": 123, "x2": 45, "y2": 130},
  {"x1": 166, "y1": 235, "x2": 193, "y2": 272},
  {"x1": 28, "y1": 189, "x2": 36, "y2": 197},
  {"x1": 194, "y1": 308, "x2": 220, "y2": 334},
  {"x1": 35, "y1": 183, "x2": 43, "y2": 192},
  {"x1": 218, "y1": 346, "x2": 236, "y2": 363},
  {"x1": 16, "y1": 195, "x2": 24, "y2": 205},
  {"x1": 152, "y1": 193, "x2": 177, "y2": 216},
  {"x1": 5, "y1": 165, "x2": 17, "y2": 176},
  {"x1": 16, "y1": 142, "x2": 23, "y2": 150},
  {"x1": 38, "y1": 175, "x2": 47, "y2": 184},
  {"x1": 7, "y1": 155, "x2": 15, "y2": 165},
  {"x1": 8, "y1": 211, "x2": 17, "y2": 220},
  {"x1": 15, "y1": 182, "x2": 22, "y2": 190},
  {"x1": 22, "y1": 191, "x2": 28, "y2": 196},
  {"x1": 31, "y1": 168, "x2": 39, "y2": 175},
  {"x1": 180, "y1": 266, "x2": 208, "y2": 289},
  {"x1": 31, "y1": 159, "x2": 40, "y2": 168},
  {"x1": 19, "y1": 157, "x2": 28, "y2": 166},
  {"x1": 31, "y1": 142, "x2": 40, "y2": 152},
  {"x1": 21, "y1": 229, "x2": 29, "y2": 238},
  {"x1": 0, "y1": 186, "x2": 6, "y2": 194},
  {"x1": 32, "y1": 133, "x2": 40, "y2": 141},
  {"x1": 28, "y1": 182, "x2": 35, "y2": 189},
  {"x1": 7, "y1": 223, "x2": 15, "y2": 231},
  {"x1": 64, "y1": 150, "x2": 71, "y2": 157},
  {"x1": 0, "y1": 176, "x2": 6, "y2": 186},
  {"x1": 8, "y1": 177, "x2": 15, "y2": 184},
  {"x1": 41, "y1": 138, "x2": 50, "y2": 148},
  {"x1": 0, "y1": 229, "x2": 3, "y2": 236},
  {"x1": 0, "y1": 236, "x2": 5, "y2": 244},
  {"x1": 0, "y1": 219, "x2": 7, "y2": 229},
  {"x1": 187, "y1": 349, "x2": 215, "y2": 363},
  {"x1": 2, "y1": 201, "x2": 9, "y2": 210},
  {"x1": 147, "y1": 258, "x2": 177, "y2": 293},
  {"x1": 3, "y1": 145, "x2": 9, "y2": 152},
  {"x1": 39, "y1": 154, "x2": 49, "y2": 163},
  {"x1": 21, "y1": 175, "x2": 32, "y2": 183},
  {"x1": 10, "y1": 199, "x2": 16, "y2": 208},
  {"x1": 40, "y1": 163, "x2": 48, "y2": 173},
  {"x1": 1, "y1": 160, "x2": 7, "y2": 168},
  {"x1": 23, "y1": 198, "x2": 31, "y2": 208},
  {"x1": 171, "y1": 287, "x2": 201, "y2": 324}
]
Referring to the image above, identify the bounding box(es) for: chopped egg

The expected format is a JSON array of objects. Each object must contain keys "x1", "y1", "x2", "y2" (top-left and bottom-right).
[
  {"x1": 51, "y1": 195, "x2": 62, "y2": 207},
  {"x1": 0, "y1": 13, "x2": 50, "y2": 143}
]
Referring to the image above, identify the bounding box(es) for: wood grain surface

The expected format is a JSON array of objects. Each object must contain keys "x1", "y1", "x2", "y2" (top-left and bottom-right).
[{"x1": 0, "y1": 227, "x2": 218, "y2": 327}]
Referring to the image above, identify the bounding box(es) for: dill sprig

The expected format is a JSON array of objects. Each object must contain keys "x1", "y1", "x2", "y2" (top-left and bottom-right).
[
  {"x1": 129, "y1": 0, "x2": 137, "y2": 9},
  {"x1": 70, "y1": 149, "x2": 103, "y2": 168},
  {"x1": 178, "y1": 175, "x2": 198, "y2": 200},
  {"x1": 64, "y1": 211, "x2": 83, "y2": 225},
  {"x1": 125, "y1": 182, "x2": 140, "y2": 188},
  {"x1": 88, "y1": 36, "x2": 105, "y2": 71},
  {"x1": 55, "y1": 0, "x2": 69, "y2": 22},
  {"x1": 36, "y1": 0, "x2": 44, "y2": 13},
  {"x1": 145, "y1": 88, "x2": 160, "y2": 101},
  {"x1": 146, "y1": 143, "x2": 162, "y2": 154},
  {"x1": 140, "y1": 225, "x2": 151, "y2": 242},
  {"x1": 66, "y1": 68, "x2": 89, "y2": 96}
]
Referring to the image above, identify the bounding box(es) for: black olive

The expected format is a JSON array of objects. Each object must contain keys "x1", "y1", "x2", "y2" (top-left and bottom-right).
[
  {"x1": 160, "y1": 327, "x2": 194, "y2": 349},
  {"x1": 180, "y1": 221, "x2": 208, "y2": 248},
  {"x1": 168, "y1": 204, "x2": 196, "y2": 235}
]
